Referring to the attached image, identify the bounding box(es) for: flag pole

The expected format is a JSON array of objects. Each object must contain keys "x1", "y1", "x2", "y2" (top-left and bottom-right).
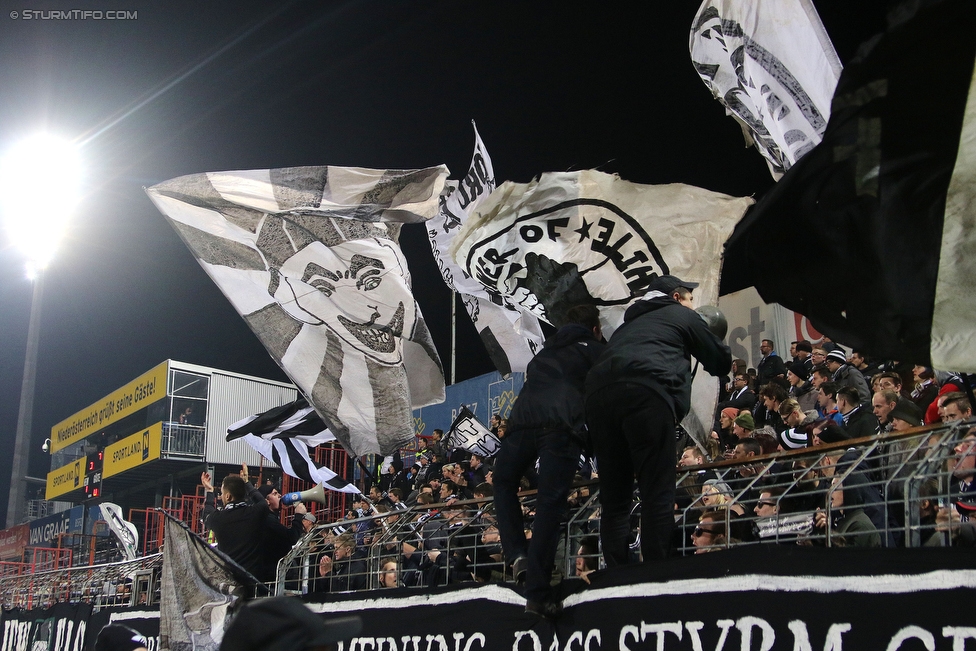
[{"x1": 451, "y1": 289, "x2": 457, "y2": 385}]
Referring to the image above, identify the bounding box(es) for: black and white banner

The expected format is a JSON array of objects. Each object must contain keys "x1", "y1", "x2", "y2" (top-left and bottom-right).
[
  {"x1": 0, "y1": 603, "x2": 158, "y2": 651},
  {"x1": 307, "y1": 546, "x2": 976, "y2": 651},
  {"x1": 447, "y1": 406, "x2": 500, "y2": 458},
  {"x1": 160, "y1": 518, "x2": 248, "y2": 651},
  {"x1": 228, "y1": 400, "x2": 359, "y2": 494},
  {"x1": 147, "y1": 166, "x2": 448, "y2": 456},
  {"x1": 690, "y1": 0, "x2": 842, "y2": 179},
  {"x1": 427, "y1": 123, "x2": 544, "y2": 376},
  {"x1": 449, "y1": 171, "x2": 753, "y2": 439}
]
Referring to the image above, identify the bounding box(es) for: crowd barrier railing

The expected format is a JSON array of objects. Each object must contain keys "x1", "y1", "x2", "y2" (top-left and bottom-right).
[{"x1": 2, "y1": 420, "x2": 970, "y2": 607}]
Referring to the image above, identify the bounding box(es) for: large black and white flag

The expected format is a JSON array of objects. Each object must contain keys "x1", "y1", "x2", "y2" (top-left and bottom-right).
[
  {"x1": 722, "y1": 0, "x2": 976, "y2": 371},
  {"x1": 427, "y1": 123, "x2": 544, "y2": 376},
  {"x1": 447, "y1": 406, "x2": 501, "y2": 458},
  {"x1": 690, "y1": 0, "x2": 842, "y2": 179},
  {"x1": 147, "y1": 166, "x2": 448, "y2": 456},
  {"x1": 450, "y1": 171, "x2": 753, "y2": 440},
  {"x1": 227, "y1": 399, "x2": 359, "y2": 494}
]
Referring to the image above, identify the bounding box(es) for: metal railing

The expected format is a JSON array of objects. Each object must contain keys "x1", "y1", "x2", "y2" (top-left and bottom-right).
[
  {"x1": 2, "y1": 421, "x2": 970, "y2": 608},
  {"x1": 670, "y1": 421, "x2": 972, "y2": 555},
  {"x1": 161, "y1": 422, "x2": 205, "y2": 459},
  {"x1": 0, "y1": 553, "x2": 162, "y2": 610},
  {"x1": 274, "y1": 420, "x2": 975, "y2": 595}
]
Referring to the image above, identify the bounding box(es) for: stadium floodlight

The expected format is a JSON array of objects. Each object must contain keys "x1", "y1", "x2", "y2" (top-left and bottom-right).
[{"x1": 0, "y1": 133, "x2": 83, "y2": 277}]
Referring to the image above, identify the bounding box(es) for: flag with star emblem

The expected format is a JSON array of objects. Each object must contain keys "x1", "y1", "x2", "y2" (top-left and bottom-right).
[
  {"x1": 450, "y1": 170, "x2": 753, "y2": 440},
  {"x1": 690, "y1": 0, "x2": 842, "y2": 180},
  {"x1": 146, "y1": 166, "x2": 448, "y2": 457},
  {"x1": 427, "y1": 122, "x2": 544, "y2": 376}
]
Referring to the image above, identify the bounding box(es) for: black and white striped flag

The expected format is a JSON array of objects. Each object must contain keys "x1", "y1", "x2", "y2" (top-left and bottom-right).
[
  {"x1": 146, "y1": 165, "x2": 448, "y2": 457},
  {"x1": 227, "y1": 398, "x2": 360, "y2": 494}
]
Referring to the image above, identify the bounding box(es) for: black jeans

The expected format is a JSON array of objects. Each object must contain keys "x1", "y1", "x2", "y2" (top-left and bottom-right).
[
  {"x1": 493, "y1": 427, "x2": 580, "y2": 603},
  {"x1": 586, "y1": 383, "x2": 676, "y2": 566}
]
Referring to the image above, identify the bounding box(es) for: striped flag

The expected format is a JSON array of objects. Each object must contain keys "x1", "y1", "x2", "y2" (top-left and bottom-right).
[
  {"x1": 227, "y1": 399, "x2": 360, "y2": 494},
  {"x1": 146, "y1": 165, "x2": 448, "y2": 457}
]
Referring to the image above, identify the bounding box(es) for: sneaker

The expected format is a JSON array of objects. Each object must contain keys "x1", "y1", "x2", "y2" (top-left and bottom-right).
[{"x1": 525, "y1": 600, "x2": 563, "y2": 620}]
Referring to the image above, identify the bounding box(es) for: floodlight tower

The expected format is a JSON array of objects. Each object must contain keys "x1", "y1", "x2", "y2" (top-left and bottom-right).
[{"x1": 1, "y1": 134, "x2": 83, "y2": 527}]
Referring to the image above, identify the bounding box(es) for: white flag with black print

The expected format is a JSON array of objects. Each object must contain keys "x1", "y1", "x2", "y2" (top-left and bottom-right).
[
  {"x1": 427, "y1": 122, "x2": 544, "y2": 376},
  {"x1": 449, "y1": 170, "x2": 753, "y2": 441},
  {"x1": 690, "y1": 0, "x2": 843, "y2": 180},
  {"x1": 447, "y1": 405, "x2": 501, "y2": 458},
  {"x1": 147, "y1": 165, "x2": 448, "y2": 457},
  {"x1": 227, "y1": 399, "x2": 360, "y2": 494}
]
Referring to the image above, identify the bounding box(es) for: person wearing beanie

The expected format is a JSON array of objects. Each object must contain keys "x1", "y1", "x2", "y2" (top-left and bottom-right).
[
  {"x1": 94, "y1": 625, "x2": 149, "y2": 651},
  {"x1": 889, "y1": 398, "x2": 924, "y2": 431},
  {"x1": 256, "y1": 484, "x2": 312, "y2": 581},
  {"x1": 787, "y1": 362, "x2": 818, "y2": 413},
  {"x1": 733, "y1": 411, "x2": 755, "y2": 438},
  {"x1": 825, "y1": 348, "x2": 871, "y2": 404},
  {"x1": 795, "y1": 340, "x2": 814, "y2": 372}
]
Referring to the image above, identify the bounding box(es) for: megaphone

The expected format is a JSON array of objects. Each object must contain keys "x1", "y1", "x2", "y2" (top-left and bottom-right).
[
  {"x1": 281, "y1": 483, "x2": 328, "y2": 506},
  {"x1": 696, "y1": 305, "x2": 728, "y2": 340}
]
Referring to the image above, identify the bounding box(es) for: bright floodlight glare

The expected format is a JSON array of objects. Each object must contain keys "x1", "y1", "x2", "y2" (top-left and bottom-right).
[{"x1": 0, "y1": 134, "x2": 83, "y2": 275}]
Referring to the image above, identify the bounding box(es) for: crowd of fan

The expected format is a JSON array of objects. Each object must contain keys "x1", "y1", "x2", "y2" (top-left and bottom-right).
[
  {"x1": 201, "y1": 339, "x2": 975, "y2": 594},
  {"x1": 299, "y1": 418, "x2": 601, "y2": 591},
  {"x1": 678, "y1": 338, "x2": 976, "y2": 552}
]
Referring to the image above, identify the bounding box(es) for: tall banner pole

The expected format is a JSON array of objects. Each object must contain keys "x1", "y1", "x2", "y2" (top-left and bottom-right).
[{"x1": 451, "y1": 289, "x2": 457, "y2": 385}]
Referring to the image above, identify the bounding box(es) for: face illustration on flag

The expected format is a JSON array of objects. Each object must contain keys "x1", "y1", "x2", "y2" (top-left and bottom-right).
[
  {"x1": 147, "y1": 166, "x2": 448, "y2": 457},
  {"x1": 690, "y1": 0, "x2": 842, "y2": 179}
]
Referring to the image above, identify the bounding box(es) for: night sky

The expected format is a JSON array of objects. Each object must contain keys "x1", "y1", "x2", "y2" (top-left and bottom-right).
[{"x1": 0, "y1": 0, "x2": 891, "y2": 523}]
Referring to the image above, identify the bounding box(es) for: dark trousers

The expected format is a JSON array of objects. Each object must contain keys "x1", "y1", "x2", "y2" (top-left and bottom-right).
[
  {"x1": 587, "y1": 383, "x2": 676, "y2": 566},
  {"x1": 492, "y1": 427, "x2": 580, "y2": 603}
]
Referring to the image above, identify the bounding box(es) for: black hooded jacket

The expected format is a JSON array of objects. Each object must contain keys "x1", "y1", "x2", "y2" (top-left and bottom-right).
[
  {"x1": 585, "y1": 295, "x2": 732, "y2": 422},
  {"x1": 508, "y1": 323, "x2": 604, "y2": 436}
]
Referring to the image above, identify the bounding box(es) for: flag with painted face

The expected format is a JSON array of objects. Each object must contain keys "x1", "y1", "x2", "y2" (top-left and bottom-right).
[
  {"x1": 449, "y1": 170, "x2": 753, "y2": 440},
  {"x1": 427, "y1": 122, "x2": 544, "y2": 376},
  {"x1": 226, "y1": 398, "x2": 359, "y2": 494},
  {"x1": 147, "y1": 166, "x2": 448, "y2": 457},
  {"x1": 690, "y1": 0, "x2": 843, "y2": 180}
]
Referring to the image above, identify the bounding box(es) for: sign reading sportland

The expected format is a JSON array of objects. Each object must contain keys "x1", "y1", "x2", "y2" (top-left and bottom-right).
[
  {"x1": 103, "y1": 422, "x2": 162, "y2": 478},
  {"x1": 50, "y1": 361, "x2": 168, "y2": 453},
  {"x1": 45, "y1": 457, "x2": 86, "y2": 500}
]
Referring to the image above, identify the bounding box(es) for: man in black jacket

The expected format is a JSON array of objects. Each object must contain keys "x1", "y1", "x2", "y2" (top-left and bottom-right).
[
  {"x1": 585, "y1": 276, "x2": 731, "y2": 566},
  {"x1": 202, "y1": 467, "x2": 271, "y2": 581},
  {"x1": 493, "y1": 304, "x2": 604, "y2": 618},
  {"x1": 756, "y1": 339, "x2": 788, "y2": 386}
]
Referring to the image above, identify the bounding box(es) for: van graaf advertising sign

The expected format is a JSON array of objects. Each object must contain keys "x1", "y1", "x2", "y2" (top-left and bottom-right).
[
  {"x1": 45, "y1": 457, "x2": 86, "y2": 500},
  {"x1": 103, "y1": 422, "x2": 162, "y2": 478},
  {"x1": 28, "y1": 506, "x2": 84, "y2": 547},
  {"x1": 50, "y1": 361, "x2": 168, "y2": 454}
]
